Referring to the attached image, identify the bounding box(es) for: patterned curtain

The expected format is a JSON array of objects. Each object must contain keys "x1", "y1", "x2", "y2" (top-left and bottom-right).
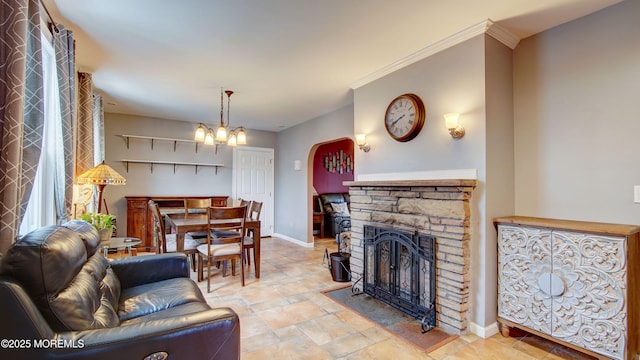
[
  {"x1": 76, "y1": 72, "x2": 96, "y2": 212},
  {"x1": 76, "y1": 72, "x2": 95, "y2": 176},
  {"x1": 53, "y1": 25, "x2": 75, "y2": 223},
  {"x1": 0, "y1": 0, "x2": 45, "y2": 253}
]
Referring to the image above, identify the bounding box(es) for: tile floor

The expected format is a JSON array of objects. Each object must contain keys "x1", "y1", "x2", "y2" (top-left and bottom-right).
[{"x1": 189, "y1": 236, "x2": 595, "y2": 360}]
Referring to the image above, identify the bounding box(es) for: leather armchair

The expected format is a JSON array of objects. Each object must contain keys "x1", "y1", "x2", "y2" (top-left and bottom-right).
[
  {"x1": 318, "y1": 193, "x2": 351, "y2": 238},
  {"x1": 0, "y1": 220, "x2": 240, "y2": 360}
]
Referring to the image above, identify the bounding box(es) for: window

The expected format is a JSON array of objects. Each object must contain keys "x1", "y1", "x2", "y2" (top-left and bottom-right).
[{"x1": 19, "y1": 33, "x2": 63, "y2": 234}]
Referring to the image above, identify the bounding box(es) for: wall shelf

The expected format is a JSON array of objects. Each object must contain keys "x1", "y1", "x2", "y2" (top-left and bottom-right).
[
  {"x1": 120, "y1": 134, "x2": 205, "y2": 152},
  {"x1": 120, "y1": 159, "x2": 224, "y2": 175}
]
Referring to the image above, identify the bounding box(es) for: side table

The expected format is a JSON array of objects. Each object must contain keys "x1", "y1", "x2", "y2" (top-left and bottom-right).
[
  {"x1": 103, "y1": 237, "x2": 142, "y2": 258},
  {"x1": 313, "y1": 212, "x2": 324, "y2": 238}
]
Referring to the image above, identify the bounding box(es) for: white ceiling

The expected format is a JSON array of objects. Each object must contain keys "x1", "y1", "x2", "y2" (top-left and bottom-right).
[{"x1": 43, "y1": 0, "x2": 620, "y2": 132}]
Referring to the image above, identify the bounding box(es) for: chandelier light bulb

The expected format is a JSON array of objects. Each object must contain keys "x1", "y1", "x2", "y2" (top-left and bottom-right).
[
  {"x1": 204, "y1": 129, "x2": 214, "y2": 145},
  {"x1": 237, "y1": 129, "x2": 247, "y2": 145},
  {"x1": 194, "y1": 124, "x2": 206, "y2": 142},
  {"x1": 227, "y1": 133, "x2": 237, "y2": 146},
  {"x1": 215, "y1": 125, "x2": 227, "y2": 142}
]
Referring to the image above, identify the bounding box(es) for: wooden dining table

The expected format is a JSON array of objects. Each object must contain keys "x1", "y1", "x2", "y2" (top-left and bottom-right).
[{"x1": 164, "y1": 213, "x2": 262, "y2": 278}]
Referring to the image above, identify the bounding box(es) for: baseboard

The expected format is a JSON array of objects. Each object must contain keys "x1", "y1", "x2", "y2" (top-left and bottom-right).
[
  {"x1": 272, "y1": 233, "x2": 315, "y2": 248},
  {"x1": 469, "y1": 321, "x2": 499, "y2": 339}
]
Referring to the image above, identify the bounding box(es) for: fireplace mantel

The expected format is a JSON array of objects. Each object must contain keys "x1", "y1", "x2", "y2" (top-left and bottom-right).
[{"x1": 344, "y1": 179, "x2": 476, "y2": 187}]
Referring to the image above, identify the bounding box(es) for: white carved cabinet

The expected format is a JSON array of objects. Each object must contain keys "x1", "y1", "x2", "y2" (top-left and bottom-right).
[{"x1": 494, "y1": 217, "x2": 640, "y2": 360}]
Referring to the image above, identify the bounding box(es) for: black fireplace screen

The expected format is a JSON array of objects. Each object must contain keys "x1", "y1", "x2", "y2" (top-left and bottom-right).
[{"x1": 363, "y1": 225, "x2": 436, "y2": 332}]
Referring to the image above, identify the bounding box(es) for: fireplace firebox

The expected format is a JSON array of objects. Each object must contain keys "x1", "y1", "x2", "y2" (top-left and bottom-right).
[{"x1": 362, "y1": 225, "x2": 436, "y2": 332}]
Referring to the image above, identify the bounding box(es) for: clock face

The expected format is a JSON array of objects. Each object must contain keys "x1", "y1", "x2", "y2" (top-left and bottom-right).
[{"x1": 384, "y1": 94, "x2": 425, "y2": 142}]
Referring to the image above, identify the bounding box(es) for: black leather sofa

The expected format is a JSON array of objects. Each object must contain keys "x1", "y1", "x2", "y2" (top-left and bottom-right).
[
  {"x1": 318, "y1": 193, "x2": 351, "y2": 238},
  {"x1": 0, "y1": 220, "x2": 240, "y2": 360}
]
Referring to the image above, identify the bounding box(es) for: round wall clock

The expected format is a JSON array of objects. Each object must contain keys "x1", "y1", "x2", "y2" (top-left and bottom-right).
[{"x1": 384, "y1": 93, "x2": 425, "y2": 142}]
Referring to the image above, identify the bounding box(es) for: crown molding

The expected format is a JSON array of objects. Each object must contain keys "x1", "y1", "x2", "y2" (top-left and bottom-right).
[
  {"x1": 485, "y1": 20, "x2": 521, "y2": 50},
  {"x1": 350, "y1": 19, "x2": 520, "y2": 89}
]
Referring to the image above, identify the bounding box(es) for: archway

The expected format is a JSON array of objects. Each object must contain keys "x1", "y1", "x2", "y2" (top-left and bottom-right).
[{"x1": 307, "y1": 138, "x2": 354, "y2": 241}]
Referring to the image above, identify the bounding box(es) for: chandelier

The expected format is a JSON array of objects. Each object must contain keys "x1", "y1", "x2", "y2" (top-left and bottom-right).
[{"x1": 194, "y1": 88, "x2": 247, "y2": 151}]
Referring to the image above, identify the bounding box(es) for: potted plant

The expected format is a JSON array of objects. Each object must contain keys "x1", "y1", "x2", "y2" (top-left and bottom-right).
[{"x1": 80, "y1": 212, "x2": 115, "y2": 243}]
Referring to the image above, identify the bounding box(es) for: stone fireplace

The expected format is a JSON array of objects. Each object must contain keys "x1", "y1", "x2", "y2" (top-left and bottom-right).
[
  {"x1": 345, "y1": 179, "x2": 476, "y2": 335},
  {"x1": 362, "y1": 225, "x2": 437, "y2": 332}
]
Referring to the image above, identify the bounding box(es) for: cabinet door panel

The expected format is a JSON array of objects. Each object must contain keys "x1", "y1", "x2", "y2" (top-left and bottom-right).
[
  {"x1": 551, "y1": 231, "x2": 627, "y2": 360},
  {"x1": 127, "y1": 200, "x2": 148, "y2": 247},
  {"x1": 498, "y1": 225, "x2": 552, "y2": 334}
]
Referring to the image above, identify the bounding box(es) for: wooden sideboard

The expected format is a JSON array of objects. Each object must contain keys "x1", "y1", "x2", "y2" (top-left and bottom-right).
[
  {"x1": 494, "y1": 216, "x2": 640, "y2": 360},
  {"x1": 126, "y1": 195, "x2": 228, "y2": 249}
]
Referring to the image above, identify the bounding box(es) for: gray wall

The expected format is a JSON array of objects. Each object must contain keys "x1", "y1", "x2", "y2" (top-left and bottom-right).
[
  {"x1": 353, "y1": 37, "x2": 486, "y2": 176},
  {"x1": 274, "y1": 104, "x2": 353, "y2": 243},
  {"x1": 514, "y1": 0, "x2": 640, "y2": 224},
  {"x1": 483, "y1": 36, "x2": 515, "y2": 328},
  {"x1": 104, "y1": 113, "x2": 277, "y2": 236},
  {"x1": 352, "y1": 35, "x2": 513, "y2": 334}
]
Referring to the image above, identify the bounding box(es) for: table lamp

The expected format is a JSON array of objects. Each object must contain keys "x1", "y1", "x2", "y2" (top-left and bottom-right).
[{"x1": 76, "y1": 161, "x2": 126, "y2": 213}]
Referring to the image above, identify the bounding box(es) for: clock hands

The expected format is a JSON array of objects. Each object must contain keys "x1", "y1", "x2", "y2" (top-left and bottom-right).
[{"x1": 390, "y1": 114, "x2": 405, "y2": 126}]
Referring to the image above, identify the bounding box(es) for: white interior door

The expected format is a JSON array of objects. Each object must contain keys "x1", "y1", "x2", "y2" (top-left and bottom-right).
[{"x1": 232, "y1": 147, "x2": 274, "y2": 236}]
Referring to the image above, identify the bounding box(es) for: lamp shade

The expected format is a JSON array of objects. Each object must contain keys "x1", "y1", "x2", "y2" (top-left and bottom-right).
[
  {"x1": 76, "y1": 161, "x2": 125, "y2": 213},
  {"x1": 215, "y1": 125, "x2": 227, "y2": 142},
  {"x1": 194, "y1": 124, "x2": 206, "y2": 142},
  {"x1": 227, "y1": 133, "x2": 237, "y2": 146},
  {"x1": 236, "y1": 128, "x2": 247, "y2": 145},
  {"x1": 204, "y1": 129, "x2": 214, "y2": 145},
  {"x1": 444, "y1": 113, "x2": 460, "y2": 130},
  {"x1": 76, "y1": 161, "x2": 126, "y2": 186}
]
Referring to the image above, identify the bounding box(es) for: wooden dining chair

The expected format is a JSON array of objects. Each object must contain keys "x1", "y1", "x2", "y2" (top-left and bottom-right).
[
  {"x1": 243, "y1": 200, "x2": 262, "y2": 268},
  {"x1": 197, "y1": 206, "x2": 247, "y2": 292},
  {"x1": 184, "y1": 198, "x2": 211, "y2": 216},
  {"x1": 207, "y1": 200, "x2": 251, "y2": 274},
  {"x1": 183, "y1": 198, "x2": 212, "y2": 239},
  {"x1": 149, "y1": 200, "x2": 200, "y2": 269},
  {"x1": 209, "y1": 199, "x2": 251, "y2": 238}
]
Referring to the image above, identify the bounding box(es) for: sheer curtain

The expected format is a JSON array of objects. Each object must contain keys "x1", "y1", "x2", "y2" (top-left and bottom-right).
[
  {"x1": 93, "y1": 93, "x2": 105, "y2": 164},
  {"x1": 53, "y1": 24, "x2": 75, "y2": 223},
  {"x1": 19, "y1": 33, "x2": 62, "y2": 234}
]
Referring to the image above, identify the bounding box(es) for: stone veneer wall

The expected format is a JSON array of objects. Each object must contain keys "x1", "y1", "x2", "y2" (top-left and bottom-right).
[{"x1": 346, "y1": 179, "x2": 476, "y2": 335}]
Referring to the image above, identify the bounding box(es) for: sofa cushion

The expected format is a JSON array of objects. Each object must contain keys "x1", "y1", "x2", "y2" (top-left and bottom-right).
[
  {"x1": 0, "y1": 226, "x2": 121, "y2": 331},
  {"x1": 62, "y1": 219, "x2": 101, "y2": 257},
  {"x1": 331, "y1": 202, "x2": 350, "y2": 216},
  {"x1": 118, "y1": 277, "x2": 205, "y2": 322},
  {"x1": 120, "y1": 301, "x2": 212, "y2": 326},
  {"x1": 55, "y1": 254, "x2": 120, "y2": 330},
  {"x1": 319, "y1": 193, "x2": 347, "y2": 213}
]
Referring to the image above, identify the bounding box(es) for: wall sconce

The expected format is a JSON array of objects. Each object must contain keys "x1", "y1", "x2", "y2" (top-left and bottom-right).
[
  {"x1": 355, "y1": 134, "x2": 370, "y2": 152},
  {"x1": 444, "y1": 113, "x2": 465, "y2": 139}
]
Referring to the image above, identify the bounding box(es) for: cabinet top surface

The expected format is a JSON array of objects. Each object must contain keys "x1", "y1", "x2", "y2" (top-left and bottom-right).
[{"x1": 494, "y1": 216, "x2": 640, "y2": 236}]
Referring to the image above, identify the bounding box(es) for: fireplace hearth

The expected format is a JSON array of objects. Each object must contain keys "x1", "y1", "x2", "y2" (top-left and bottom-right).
[{"x1": 362, "y1": 225, "x2": 436, "y2": 332}]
